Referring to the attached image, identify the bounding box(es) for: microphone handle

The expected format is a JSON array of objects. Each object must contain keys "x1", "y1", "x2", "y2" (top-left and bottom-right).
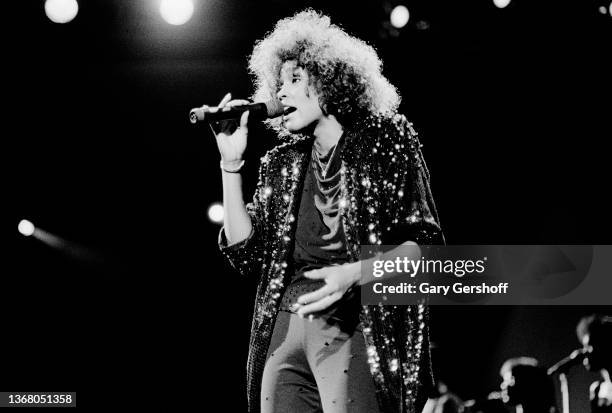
[{"x1": 189, "y1": 102, "x2": 268, "y2": 124}]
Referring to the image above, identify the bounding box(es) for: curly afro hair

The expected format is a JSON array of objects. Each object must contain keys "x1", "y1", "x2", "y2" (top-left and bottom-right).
[{"x1": 249, "y1": 9, "x2": 400, "y2": 136}]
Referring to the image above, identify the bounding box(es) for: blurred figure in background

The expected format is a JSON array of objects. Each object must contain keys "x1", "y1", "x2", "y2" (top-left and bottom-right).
[
  {"x1": 577, "y1": 314, "x2": 612, "y2": 413},
  {"x1": 422, "y1": 381, "x2": 466, "y2": 413},
  {"x1": 464, "y1": 392, "x2": 509, "y2": 413},
  {"x1": 434, "y1": 393, "x2": 466, "y2": 413},
  {"x1": 423, "y1": 382, "x2": 509, "y2": 413},
  {"x1": 465, "y1": 396, "x2": 510, "y2": 413},
  {"x1": 499, "y1": 357, "x2": 557, "y2": 413}
]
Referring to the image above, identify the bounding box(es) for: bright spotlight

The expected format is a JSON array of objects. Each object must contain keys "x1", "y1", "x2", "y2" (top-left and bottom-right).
[
  {"x1": 600, "y1": 6, "x2": 608, "y2": 14},
  {"x1": 44, "y1": 0, "x2": 79, "y2": 24},
  {"x1": 207, "y1": 203, "x2": 224, "y2": 224},
  {"x1": 609, "y1": 2, "x2": 612, "y2": 16},
  {"x1": 493, "y1": 0, "x2": 512, "y2": 9},
  {"x1": 159, "y1": 0, "x2": 194, "y2": 26},
  {"x1": 18, "y1": 220, "x2": 35, "y2": 237},
  {"x1": 390, "y1": 5, "x2": 410, "y2": 29}
]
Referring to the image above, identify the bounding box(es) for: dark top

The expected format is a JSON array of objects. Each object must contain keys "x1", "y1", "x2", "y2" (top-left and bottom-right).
[{"x1": 279, "y1": 135, "x2": 359, "y2": 321}]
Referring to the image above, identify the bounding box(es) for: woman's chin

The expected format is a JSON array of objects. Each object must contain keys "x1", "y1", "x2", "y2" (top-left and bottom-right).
[
  {"x1": 284, "y1": 118, "x2": 302, "y2": 132},
  {"x1": 284, "y1": 118, "x2": 317, "y2": 134}
]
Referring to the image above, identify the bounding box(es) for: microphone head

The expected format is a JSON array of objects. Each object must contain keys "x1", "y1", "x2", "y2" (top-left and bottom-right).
[
  {"x1": 189, "y1": 106, "x2": 206, "y2": 124},
  {"x1": 189, "y1": 110, "x2": 199, "y2": 124},
  {"x1": 264, "y1": 99, "x2": 284, "y2": 118}
]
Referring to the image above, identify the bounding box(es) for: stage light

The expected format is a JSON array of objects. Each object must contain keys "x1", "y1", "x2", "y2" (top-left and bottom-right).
[
  {"x1": 493, "y1": 0, "x2": 512, "y2": 9},
  {"x1": 609, "y1": 2, "x2": 612, "y2": 16},
  {"x1": 159, "y1": 0, "x2": 194, "y2": 26},
  {"x1": 44, "y1": 0, "x2": 79, "y2": 24},
  {"x1": 18, "y1": 219, "x2": 35, "y2": 237},
  {"x1": 390, "y1": 5, "x2": 410, "y2": 29},
  {"x1": 600, "y1": 6, "x2": 608, "y2": 14},
  {"x1": 207, "y1": 203, "x2": 224, "y2": 224}
]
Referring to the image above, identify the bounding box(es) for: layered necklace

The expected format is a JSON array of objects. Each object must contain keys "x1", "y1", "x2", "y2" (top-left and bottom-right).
[
  {"x1": 312, "y1": 141, "x2": 340, "y2": 180},
  {"x1": 312, "y1": 141, "x2": 343, "y2": 247}
]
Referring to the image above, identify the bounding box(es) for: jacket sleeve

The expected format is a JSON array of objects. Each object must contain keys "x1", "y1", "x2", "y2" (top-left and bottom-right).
[
  {"x1": 218, "y1": 154, "x2": 272, "y2": 277},
  {"x1": 380, "y1": 114, "x2": 445, "y2": 246}
]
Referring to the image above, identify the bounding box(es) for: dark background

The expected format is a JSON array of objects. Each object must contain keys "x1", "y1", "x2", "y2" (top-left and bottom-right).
[{"x1": 5, "y1": 0, "x2": 611, "y2": 410}]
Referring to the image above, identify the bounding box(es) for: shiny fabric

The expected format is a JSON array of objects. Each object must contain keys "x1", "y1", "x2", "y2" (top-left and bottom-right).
[{"x1": 219, "y1": 112, "x2": 444, "y2": 413}]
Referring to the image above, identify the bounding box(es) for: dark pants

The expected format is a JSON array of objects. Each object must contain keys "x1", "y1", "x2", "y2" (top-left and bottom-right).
[{"x1": 261, "y1": 311, "x2": 381, "y2": 413}]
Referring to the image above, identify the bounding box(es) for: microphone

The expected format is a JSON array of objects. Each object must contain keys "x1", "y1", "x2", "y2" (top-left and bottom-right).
[
  {"x1": 547, "y1": 347, "x2": 591, "y2": 375},
  {"x1": 189, "y1": 99, "x2": 284, "y2": 124}
]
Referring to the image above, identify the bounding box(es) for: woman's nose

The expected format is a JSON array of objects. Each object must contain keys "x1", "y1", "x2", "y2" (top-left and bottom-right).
[{"x1": 276, "y1": 84, "x2": 287, "y2": 100}]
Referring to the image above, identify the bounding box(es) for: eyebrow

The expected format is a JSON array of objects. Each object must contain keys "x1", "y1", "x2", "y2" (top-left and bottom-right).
[{"x1": 279, "y1": 67, "x2": 302, "y2": 81}]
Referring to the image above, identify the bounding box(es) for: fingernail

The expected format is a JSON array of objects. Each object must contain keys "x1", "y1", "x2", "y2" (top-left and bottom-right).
[{"x1": 308, "y1": 314, "x2": 314, "y2": 322}]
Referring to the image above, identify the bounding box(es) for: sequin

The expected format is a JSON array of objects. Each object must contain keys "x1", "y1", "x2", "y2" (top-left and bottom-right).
[{"x1": 367, "y1": 345, "x2": 377, "y2": 357}]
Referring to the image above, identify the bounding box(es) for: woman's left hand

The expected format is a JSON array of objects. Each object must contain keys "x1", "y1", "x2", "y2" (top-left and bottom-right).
[{"x1": 295, "y1": 262, "x2": 361, "y2": 317}]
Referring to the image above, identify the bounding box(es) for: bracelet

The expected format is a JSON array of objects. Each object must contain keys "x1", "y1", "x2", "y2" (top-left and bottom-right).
[{"x1": 220, "y1": 159, "x2": 245, "y2": 173}]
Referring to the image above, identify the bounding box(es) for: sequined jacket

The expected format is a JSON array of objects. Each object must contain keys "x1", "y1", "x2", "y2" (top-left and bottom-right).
[{"x1": 219, "y1": 112, "x2": 444, "y2": 413}]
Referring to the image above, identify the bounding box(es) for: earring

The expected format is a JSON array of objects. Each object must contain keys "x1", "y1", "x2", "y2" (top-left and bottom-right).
[{"x1": 321, "y1": 103, "x2": 329, "y2": 116}]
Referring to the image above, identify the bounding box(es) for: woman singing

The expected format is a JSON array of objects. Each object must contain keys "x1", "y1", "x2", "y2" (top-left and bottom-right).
[{"x1": 212, "y1": 9, "x2": 444, "y2": 413}]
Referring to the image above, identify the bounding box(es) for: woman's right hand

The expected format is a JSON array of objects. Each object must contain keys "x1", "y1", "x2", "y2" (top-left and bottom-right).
[{"x1": 209, "y1": 93, "x2": 250, "y2": 162}]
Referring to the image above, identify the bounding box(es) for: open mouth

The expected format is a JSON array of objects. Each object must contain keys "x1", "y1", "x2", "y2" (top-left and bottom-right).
[{"x1": 283, "y1": 106, "x2": 297, "y2": 115}]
